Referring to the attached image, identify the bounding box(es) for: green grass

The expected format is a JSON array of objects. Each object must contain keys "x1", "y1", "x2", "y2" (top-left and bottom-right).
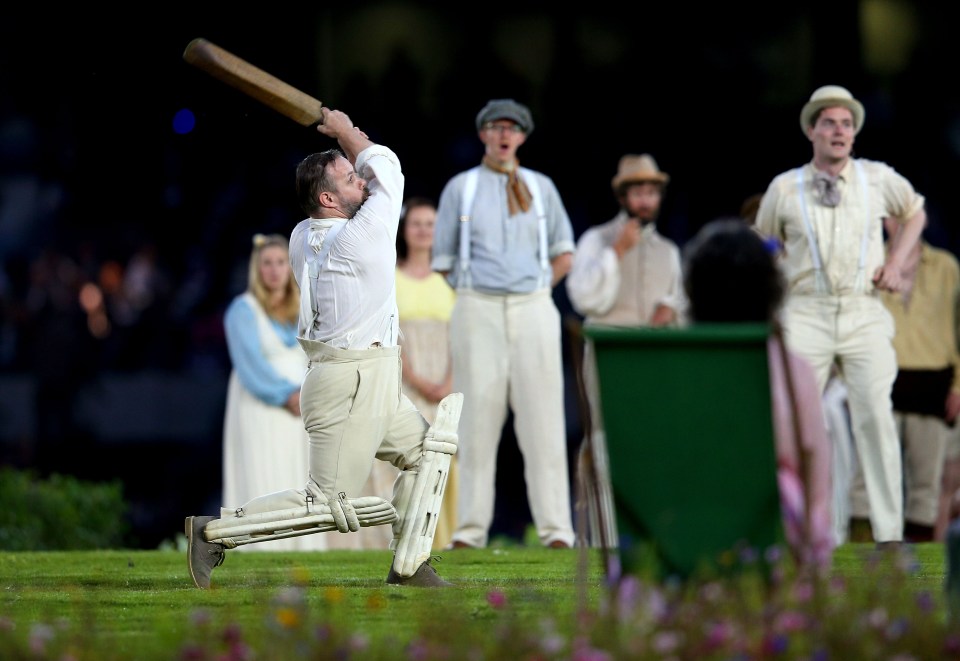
[{"x1": 0, "y1": 542, "x2": 957, "y2": 659}]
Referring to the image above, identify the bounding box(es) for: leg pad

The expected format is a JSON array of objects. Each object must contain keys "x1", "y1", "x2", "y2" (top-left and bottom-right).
[
  {"x1": 392, "y1": 393, "x2": 463, "y2": 576},
  {"x1": 204, "y1": 496, "x2": 396, "y2": 548}
]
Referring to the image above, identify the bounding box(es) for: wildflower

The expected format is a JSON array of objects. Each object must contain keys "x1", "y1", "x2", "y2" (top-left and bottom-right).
[
  {"x1": 885, "y1": 617, "x2": 909, "y2": 641},
  {"x1": 572, "y1": 647, "x2": 613, "y2": 661},
  {"x1": 538, "y1": 619, "x2": 565, "y2": 655},
  {"x1": 324, "y1": 586, "x2": 345, "y2": 605},
  {"x1": 366, "y1": 593, "x2": 386, "y2": 610},
  {"x1": 29, "y1": 623, "x2": 54, "y2": 655},
  {"x1": 652, "y1": 630, "x2": 682, "y2": 654},
  {"x1": 226, "y1": 640, "x2": 255, "y2": 661},
  {"x1": 571, "y1": 634, "x2": 613, "y2": 661},
  {"x1": 274, "y1": 586, "x2": 307, "y2": 608},
  {"x1": 349, "y1": 632, "x2": 370, "y2": 653},
  {"x1": 486, "y1": 590, "x2": 507, "y2": 609},
  {"x1": 406, "y1": 637, "x2": 430, "y2": 661},
  {"x1": 764, "y1": 545, "x2": 783, "y2": 564},
  {"x1": 792, "y1": 580, "x2": 814, "y2": 602},
  {"x1": 274, "y1": 607, "x2": 302, "y2": 629},
  {"x1": 760, "y1": 632, "x2": 789, "y2": 655},
  {"x1": 289, "y1": 565, "x2": 311, "y2": 585},
  {"x1": 774, "y1": 610, "x2": 808, "y2": 633},
  {"x1": 189, "y1": 609, "x2": 212, "y2": 627},
  {"x1": 540, "y1": 632, "x2": 565, "y2": 655},
  {"x1": 739, "y1": 545, "x2": 759, "y2": 565},
  {"x1": 868, "y1": 608, "x2": 888, "y2": 629},
  {"x1": 177, "y1": 643, "x2": 206, "y2": 661},
  {"x1": 700, "y1": 581, "x2": 724, "y2": 603},
  {"x1": 916, "y1": 591, "x2": 935, "y2": 613},
  {"x1": 943, "y1": 633, "x2": 960, "y2": 656},
  {"x1": 829, "y1": 575, "x2": 847, "y2": 593},
  {"x1": 703, "y1": 620, "x2": 734, "y2": 650},
  {"x1": 615, "y1": 575, "x2": 641, "y2": 616},
  {"x1": 643, "y1": 584, "x2": 668, "y2": 622}
]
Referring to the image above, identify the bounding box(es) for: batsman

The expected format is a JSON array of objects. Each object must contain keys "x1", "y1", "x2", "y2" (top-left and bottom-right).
[{"x1": 185, "y1": 105, "x2": 462, "y2": 588}]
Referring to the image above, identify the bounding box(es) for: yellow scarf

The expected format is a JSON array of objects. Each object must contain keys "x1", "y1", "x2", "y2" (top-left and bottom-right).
[{"x1": 482, "y1": 155, "x2": 532, "y2": 216}]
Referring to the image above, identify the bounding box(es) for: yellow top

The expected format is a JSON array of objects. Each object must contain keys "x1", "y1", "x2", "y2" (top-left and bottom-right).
[
  {"x1": 395, "y1": 269, "x2": 456, "y2": 321},
  {"x1": 880, "y1": 242, "x2": 960, "y2": 392}
]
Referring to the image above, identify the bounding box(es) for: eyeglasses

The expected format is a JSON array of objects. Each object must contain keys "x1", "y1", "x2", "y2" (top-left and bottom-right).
[{"x1": 482, "y1": 122, "x2": 524, "y2": 134}]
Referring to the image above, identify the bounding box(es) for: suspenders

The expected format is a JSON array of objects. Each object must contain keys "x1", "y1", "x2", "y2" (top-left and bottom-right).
[
  {"x1": 456, "y1": 166, "x2": 550, "y2": 290},
  {"x1": 298, "y1": 221, "x2": 345, "y2": 335},
  {"x1": 794, "y1": 160, "x2": 871, "y2": 295}
]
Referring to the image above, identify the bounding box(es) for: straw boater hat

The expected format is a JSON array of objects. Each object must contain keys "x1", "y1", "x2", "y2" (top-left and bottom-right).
[
  {"x1": 611, "y1": 154, "x2": 669, "y2": 193},
  {"x1": 799, "y1": 85, "x2": 865, "y2": 136}
]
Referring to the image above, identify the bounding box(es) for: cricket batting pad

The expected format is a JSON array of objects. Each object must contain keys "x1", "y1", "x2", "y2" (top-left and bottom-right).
[
  {"x1": 391, "y1": 392, "x2": 463, "y2": 576},
  {"x1": 204, "y1": 495, "x2": 397, "y2": 548}
]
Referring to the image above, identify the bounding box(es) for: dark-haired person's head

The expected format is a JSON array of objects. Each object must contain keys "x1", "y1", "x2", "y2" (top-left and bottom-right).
[{"x1": 683, "y1": 219, "x2": 786, "y2": 324}]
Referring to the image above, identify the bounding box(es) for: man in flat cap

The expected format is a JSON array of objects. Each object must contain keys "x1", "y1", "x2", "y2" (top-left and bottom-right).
[
  {"x1": 431, "y1": 98, "x2": 577, "y2": 550},
  {"x1": 755, "y1": 84, "x2": 927, "y2": 550},
  {"x1": 565, "y1": 153, "x2": 686, "y2": 548}
]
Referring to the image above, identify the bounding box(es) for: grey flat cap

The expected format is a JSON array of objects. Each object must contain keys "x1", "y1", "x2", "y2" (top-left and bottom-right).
[{"x1": 475, "y1": 99, "x2": 534, "y2": 135}]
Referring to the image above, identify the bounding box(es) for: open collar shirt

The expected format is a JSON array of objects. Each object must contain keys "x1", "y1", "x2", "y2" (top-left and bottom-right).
[
  {"x1": 755, "y1": 158, "x2": 925, "y2": 297},
  {"x1": 289, "y1": 144, "x2": 404, "y2": 349}
]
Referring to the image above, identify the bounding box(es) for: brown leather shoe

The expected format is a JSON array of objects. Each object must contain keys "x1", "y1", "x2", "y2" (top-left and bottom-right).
[
  {"x1": 548, "y1": 540, "x2": 570, "y2": 549},
  {"x1": 446, "y1": 540, "x2": 474, "y2": 550},
  {"x1": 386, "y1": 559, "x2": 454, "y2": 587}
]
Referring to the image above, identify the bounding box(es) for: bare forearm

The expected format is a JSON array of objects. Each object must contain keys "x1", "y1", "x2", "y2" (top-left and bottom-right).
[{"x1": 888, "y1": 209, "x2": 926, "y2": 267}]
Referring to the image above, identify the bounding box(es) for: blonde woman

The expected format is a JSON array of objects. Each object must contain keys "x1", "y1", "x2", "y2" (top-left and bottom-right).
[{"x1": 221, "y1": 233, "x2": 325, "y2": 551}]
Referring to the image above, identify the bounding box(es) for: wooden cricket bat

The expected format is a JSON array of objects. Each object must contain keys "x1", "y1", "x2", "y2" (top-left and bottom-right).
[{"x1": 183, "y1": 38, "x2": 324, "y2": 126}]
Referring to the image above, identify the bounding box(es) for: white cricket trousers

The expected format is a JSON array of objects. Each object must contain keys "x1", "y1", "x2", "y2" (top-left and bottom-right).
[
  {"x1": 850, "y1": 411, "x2": 948, "y2": 527},
  {"x1": 782, "y1": 294, "x2": 903, "y2": 542},
  {"x1": 229, "y1": 340, "x2": 429, "y2": 545},
  {"x1": 449, "y1": 288, "x2": 575, "y2": 547}
]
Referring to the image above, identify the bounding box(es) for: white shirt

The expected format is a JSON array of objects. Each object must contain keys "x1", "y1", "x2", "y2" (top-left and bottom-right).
[
  {"x1": 289, "y1": 144, "x2": 404, "y2": 349},
  {"x1": 566, "y1": 212, "x2": 686, "y2": 326},
  {"x1": 755, "y1": 158, "x2": 925, "y2": 296}
]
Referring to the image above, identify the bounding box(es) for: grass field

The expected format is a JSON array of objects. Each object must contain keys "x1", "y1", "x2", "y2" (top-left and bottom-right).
[{"x1": 1, "y1": 542, "x2": 957, "y2": 659}]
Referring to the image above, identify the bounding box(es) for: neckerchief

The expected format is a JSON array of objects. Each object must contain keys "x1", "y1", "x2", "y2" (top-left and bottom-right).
[
  {"x1": 813, "y1": 171, "x2": 842, "y2": 207},
  {"x1": 482, "y1": 155, "x2": 532, "y2": 216}
]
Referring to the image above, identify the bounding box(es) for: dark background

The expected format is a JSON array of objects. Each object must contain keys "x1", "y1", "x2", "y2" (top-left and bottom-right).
[{"x1": 1, "y1": 3, "x2": 958, "y2": 547}]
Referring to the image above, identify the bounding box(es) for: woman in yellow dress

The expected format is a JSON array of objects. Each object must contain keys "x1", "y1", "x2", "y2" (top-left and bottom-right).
[{"x1": 395, "y1": 196, "x2": 458, "y2": 550}]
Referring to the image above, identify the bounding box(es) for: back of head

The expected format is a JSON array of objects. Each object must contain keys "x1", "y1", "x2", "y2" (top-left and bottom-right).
[{"x1": 683, "y1": 219, "x2": 785, "y2": 324}]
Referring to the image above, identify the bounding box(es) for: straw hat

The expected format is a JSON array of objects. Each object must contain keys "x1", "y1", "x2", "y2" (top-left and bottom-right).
[
  {"x1": 611, "y1": 154, "x2": 669, "y2": 193},
  {"x1": 799, "y1": 85, "x2": 865, "y2": 136}
]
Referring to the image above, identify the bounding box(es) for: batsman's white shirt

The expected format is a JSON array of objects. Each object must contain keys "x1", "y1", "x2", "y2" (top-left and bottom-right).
[{"x1": 289, "y1": 145, "x2": 403, "y2": 350}]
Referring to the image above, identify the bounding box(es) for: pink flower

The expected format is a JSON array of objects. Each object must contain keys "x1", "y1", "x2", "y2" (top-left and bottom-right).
[{"x1": 486, "y1": 590, "x2": 507, "y2": 609}]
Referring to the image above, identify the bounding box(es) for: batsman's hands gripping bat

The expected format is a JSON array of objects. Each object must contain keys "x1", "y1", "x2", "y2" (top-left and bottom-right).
[{"x1": 183, "y1": 38, "x2": 324, "y2": 126}]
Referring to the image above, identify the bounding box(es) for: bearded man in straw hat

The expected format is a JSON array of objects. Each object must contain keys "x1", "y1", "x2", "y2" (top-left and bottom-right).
[
  {"x1": 755, "y1": 84, "x2": 927, "y2": 550},
  {"x1": 565, "y1": 153, "x2": 687, "y2": 548}
]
